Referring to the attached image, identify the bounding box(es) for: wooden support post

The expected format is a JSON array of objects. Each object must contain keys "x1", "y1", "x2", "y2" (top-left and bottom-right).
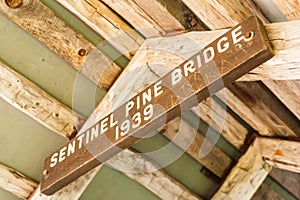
[
  {"x1": 212, "y1": 138, "x2": 272, "y2": 200},
  {"x1": 0, "y1": 0, "x2": 121, "y2": 90},
  {"x1": 0, "y1": 163, "x2": 38, "y2": 199}
]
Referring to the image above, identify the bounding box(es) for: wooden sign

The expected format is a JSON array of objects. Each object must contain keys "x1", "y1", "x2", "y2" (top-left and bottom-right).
[{"x1": 41, "y1": 16, "x2": 273, "y2": 195}]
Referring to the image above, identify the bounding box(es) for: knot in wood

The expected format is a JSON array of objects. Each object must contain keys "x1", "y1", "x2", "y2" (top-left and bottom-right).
[{"x1": 5, "y1": 0, "x2": 23, "y2": 8}]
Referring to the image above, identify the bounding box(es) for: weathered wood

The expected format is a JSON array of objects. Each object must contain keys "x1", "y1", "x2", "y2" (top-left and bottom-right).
[
  {"x1": 106, "y1": 149, "x2": 201, "y2": 200},
  {"x1": 252, "y1": 183, "x2": 285, "y2": 200},
  {"x1": 262, "y1": 80, "x2": 300, "y2": 120},
  {"x1": 273, "y1": 0, "x2": 300, "y2": 20},
  {"x1": 240, "y1": 20, "x2": 300, "y2": 81},
  {"x1": 0, "y1": 0, "x2": 121, "y2": 90},
  {"x1": 162, "y1": 117, "x2": 232, "y2": 178},
  {"x1": 30, "y1": 167, "x2": 100, "y2": 200},
  {"x1": 41, "y1": 17, "x2": 273, "y2": 195},
  {"x1": 212, "y1": 138, "x2": 272, "y2": 200},
  {"x1": 0, "y1": 163, "x2": 37, "y2": 199},
  {"x1": 181, "y1": 0, "x2": 268, "y2": 29},
  {"x1": 269, "y1": 168, "x2": 300, "y2": 199},
  {"x1": 258, "y1": 138, "x2": 300, "y2": 173},
  {"x1": 227, "y1": 82, "x2": 299, "y2": 137},
  {"x1": 99, "y1": 0, "x2": 184, "y2": 37},
  {"x1": 0, "y1": 60, "x2": 83, "y2": 138},
  {"x1": 54, "y1": 0, "x2": 144, "y2": 58}
]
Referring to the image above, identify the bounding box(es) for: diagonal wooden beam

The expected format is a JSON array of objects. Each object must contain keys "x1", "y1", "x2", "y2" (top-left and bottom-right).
[
  {"x1": 212, "y1": 137, "x2": 272, "y2": 200},
  {"x1": 272, "y1": 0, "x2": 300, "y2": 20},
  {"x1": 0, "y1": 60, "x2": 83, "y2": 139},
  {"x1": 0, "y1": 0, "x2": 121, "y2": 90},
  {"x1": 213, "y1": 137, "x2": 300, "y2": 199},
  {"x1": 0, "y1": 163, "x2": 38, "y2": 199}
]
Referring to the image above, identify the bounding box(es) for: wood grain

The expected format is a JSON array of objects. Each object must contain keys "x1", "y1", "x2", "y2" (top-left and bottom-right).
[
  {"x1": 181, "y1": 0, "x2": 268, "y2": 29},
  {"x1": 0, "y1": 0, "x2": 121, "y2": 90},
  {"x1": 273, "y1": 0, "x2": 300, "y2": 20},
  {"x1": 55, "y1": 0, "x2": 144, "y2": 59},
  {"x1": 212, "y1": 138, "x2": 271, "y2": 200},
  {"x1": 0, "y1": 163, "x2": 37, "y2": 199},
  {"x1": 0, "y1": 60, "x2": 83, "y2": 138}
]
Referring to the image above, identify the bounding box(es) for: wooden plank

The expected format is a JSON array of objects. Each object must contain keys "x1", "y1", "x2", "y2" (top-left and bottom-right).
[
  {"x1": 262, "y1": 80, "x2": 300, "y2": 120},
  {"x1": 162, "y1": 117, "x2": 232, "y2": 178},
  {"x1": 40, "y1": 17, "x2": 273, "y2": 195},
  {"x1": 252, "y1": 183, "x2": 285, "y2": 200},
  {"x1": 181, "y1": 0, "x2": 268, "y2": 29},
  {"x1": 240, "y1": 20, "x2": 300, "y2": 81},
  {"x1": 98, "y1": 0, "x2": 184, "y2": 38},
  {"x1": 273, "y1": 0, "x2": 300, "y2": 20},
  {"x1": 269, "y1": 168, "x2": 300, "y2": 199},
  {"x1": 0, "y1": 60, "x2": 83, "y2": 139},
  {"x1": 212, "y1": 138, "x2": 272, "y2": 200},
  {"x1": 0, "y1": 163, "x2": 37, "y2": 199},
  {"x1": 227, "y1": 81, "x2": 300, "y2": 137},
  {"x1": 54, "y1": 0, "x2": 144, "y2": 58},
  {"x1": 0, "y1": 0, "x2": 121, "y2": 90},
  {"x1": 258, "y1": 138, "x2": 300, "y2": 173},
  {"x1": 106, "y1": 149, "x2": 201, "y2": 200}
]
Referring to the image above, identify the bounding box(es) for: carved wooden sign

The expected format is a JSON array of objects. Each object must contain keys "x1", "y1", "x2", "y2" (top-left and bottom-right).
[{"x1": 41, "y1": 16, "x2": 273, "y2": 195}]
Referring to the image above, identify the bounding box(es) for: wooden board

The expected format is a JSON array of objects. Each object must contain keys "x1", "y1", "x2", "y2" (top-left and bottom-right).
[
  {"x1": 0, "y1": 0, "x2": 121, "y2": 90},
  {"x1": 40, "y1": 16, "x2": 273, "y2": 195}
]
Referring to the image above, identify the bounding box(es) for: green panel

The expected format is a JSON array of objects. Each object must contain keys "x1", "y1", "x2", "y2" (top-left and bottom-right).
[
  {"x1": 0, "y1": 13, "x2": 105, "y2": 117},
  {"x1": 80, "y1": 165, "x2": 160, "y2": 200},
  {"x1": 0, "y1": 188, "x2": 21, "y2": 200},
  {"x1": 132, "y1": 133, "x2": 218, "y2": 199},
  {"x1": 0, "y1": 98, "x2": 67, "y2": 181}
]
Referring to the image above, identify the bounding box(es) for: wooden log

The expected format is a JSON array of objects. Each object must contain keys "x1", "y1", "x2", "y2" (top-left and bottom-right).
[
  {"x1": 98, "y1": 0, "x2": 185, "y2": 37},
  {"x1": 212, "y1": 138, "x2": 272, "y2": 200},
  {"x1": 0, "y1": 60, "x2": 83, "y2": 139},
  {"x1": 272, "y1": 0, "x2": 300, "y2": 20},
  {"x1": 0, "y1": 163, "x2": 37, "y2": 199},
  {"x1": 181, "y1": 0, "x2": 268, "y2": 29},
  {"x1": 54, "y1": 0, "x2": 144, "y2": 58},
  {"x1": 0, "y1": 0, "x2": 121, "y2": 90}
]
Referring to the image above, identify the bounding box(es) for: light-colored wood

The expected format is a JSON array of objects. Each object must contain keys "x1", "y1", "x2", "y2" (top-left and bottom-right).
[
  {"x1": 273, "y1": 0, "x2": 300, "y2": 20},
  {"x1": 0, "y1": 0, "x2": 121, "y2": 90},
  {"x1": 30, "y1": 167, "x2": 101, "y2": 200},
  {"x1": 0, "y1": 163, "x2": 37, "y2": 199},
  {"x1": 54, "y1": 0, "x2": 144, "y2": 58},
  {"x1": 181, "y1": 0, "x2": 268, "y2": 29},
  {"x1": 0, "y1": 60, "x2": 83, "y2": 138},
  {"x1": 212, "y1": 138, "x2": 272, "y2": 200},
  {"x1": 258, "y1": 138, "x2": 300, "y2": 173},
  {"x1": 240, "y1": 21, "x2": 300, "y2": 81},
  {"x1": 99, "y1": 0, "x2": 181, "y2": 37},
  {"x1": 106, "y1": 149, "x2": 201, "y2": 200}
]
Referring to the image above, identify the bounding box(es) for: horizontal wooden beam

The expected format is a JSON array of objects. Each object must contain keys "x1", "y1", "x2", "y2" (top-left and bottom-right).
[
  {"x1": 0, "y1": 0, "x2": 121, "y2": 90},
  {"x1": 0, "y1": 163, "x2": 37, "y2": 199}
]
